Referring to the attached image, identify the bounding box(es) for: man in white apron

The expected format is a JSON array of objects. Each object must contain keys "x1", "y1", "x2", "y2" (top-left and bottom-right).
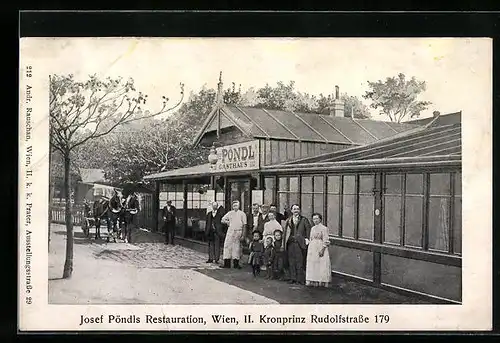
[{"x1": 221, "y1": 200, "x2": 247, "y2": 269}]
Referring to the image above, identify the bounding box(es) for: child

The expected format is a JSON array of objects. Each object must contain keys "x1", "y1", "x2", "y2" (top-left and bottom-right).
[
  {"x1": 272, "y1": 229, "x2": 286, "y2": 280},
  {"x1": 263, "y1": 236, "x2": 275, "y2": 279},
  {"x1": 262, "y1": 212, "x2": 282, "y2": 247},
  {"x1": 248, "y1": 230, "x2": 264, "y2": 277}
]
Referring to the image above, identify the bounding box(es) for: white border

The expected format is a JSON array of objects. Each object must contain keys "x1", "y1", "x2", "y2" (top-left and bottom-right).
[{"x1": 18, "y1": 37, "x2": 492, "y2": 331}]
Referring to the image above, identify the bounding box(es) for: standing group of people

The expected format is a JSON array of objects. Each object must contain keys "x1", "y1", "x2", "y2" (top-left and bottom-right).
[{"x1": 202, "y1": 200, "x2": 332, "y2": 287}]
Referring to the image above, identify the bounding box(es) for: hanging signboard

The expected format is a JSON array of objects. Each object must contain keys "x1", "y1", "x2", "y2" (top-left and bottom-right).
[{"x1": 212, "y1": 140, "x2": 260, "y2": 173}]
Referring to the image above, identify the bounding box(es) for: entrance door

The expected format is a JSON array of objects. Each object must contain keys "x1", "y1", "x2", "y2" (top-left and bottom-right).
[{"x1": 227, "y1": 180, "x2": 251, "y2": 214}]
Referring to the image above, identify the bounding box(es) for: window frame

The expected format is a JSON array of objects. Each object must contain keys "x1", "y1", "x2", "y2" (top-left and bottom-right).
[{"x1": 264, "y1": 169, "x2": 461, "y2": 257}]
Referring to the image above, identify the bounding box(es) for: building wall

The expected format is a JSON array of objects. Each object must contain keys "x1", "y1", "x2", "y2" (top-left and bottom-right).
[
  {"x1": 259, "y1": 139, "x2": 352, "y2": 166},
  {"x1": 198, "y1": 128, "x2": 352, "y2": 166},
  {"x1": 263, "y1": 168, "x2": 462, "y2": 303}
]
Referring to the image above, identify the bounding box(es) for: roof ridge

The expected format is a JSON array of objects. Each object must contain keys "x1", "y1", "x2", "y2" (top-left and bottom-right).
[
  {"x1": 282, "y1": 122, "x2": 461, "y2": 165},
  {"x1": 232, "y1": 105, "x2": 424, "y2": 127}
]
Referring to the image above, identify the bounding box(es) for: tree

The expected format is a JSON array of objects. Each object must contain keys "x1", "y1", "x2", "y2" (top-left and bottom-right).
[
  {"x1": 50, "y1": 74, "x2": 184, "y2": 278},
  {"x1": 255, "y1": 81, "x2": 301, "y2": 111},
  {"x1": 97, "y1": 119, "x2": 208, "y2": 186},
  {"x1": 341, "y1": 93, "x2": 371, "y2": 119},
  {"x1": 73, "y1": 84, "x2": 220, "y2": 187},
  {"x1": 363, "y1": 73, "x2": 431, "y2": 122},
  {"x1": 252, "y1": 81, "x2": 371, "y2": 119}
]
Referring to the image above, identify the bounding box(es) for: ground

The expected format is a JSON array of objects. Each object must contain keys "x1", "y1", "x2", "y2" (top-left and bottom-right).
[{"x1": 48, "y1": 224, "x2": 428, "y2": 305}]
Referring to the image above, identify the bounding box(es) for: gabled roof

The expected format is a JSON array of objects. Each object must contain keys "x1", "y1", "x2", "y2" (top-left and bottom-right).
[
  {"x1": 268, "y1": 116, "x2": 461, "y2": 170},
  {"x1": 193, "y1": 104, "x2": 421, "y2": 147},
  {"x1": 280, "y1": 112, "x2": 461, "y2": 165},
  {"x1": 260, "y1": 119, "x2": 461, "y2": 173}
]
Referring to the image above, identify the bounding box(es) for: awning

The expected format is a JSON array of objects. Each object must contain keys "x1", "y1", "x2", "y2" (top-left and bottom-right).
[
  {"x1": 261, "y1": 155, "x2": 461, "y2": 174},
  {"x1": 143, "y1": 163, "x2": 214, "y2": 181}
]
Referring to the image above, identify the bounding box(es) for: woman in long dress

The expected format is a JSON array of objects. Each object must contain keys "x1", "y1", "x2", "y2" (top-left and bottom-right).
[{"x1": 305, "y1": 213, "x2": 332, "y2": 287}]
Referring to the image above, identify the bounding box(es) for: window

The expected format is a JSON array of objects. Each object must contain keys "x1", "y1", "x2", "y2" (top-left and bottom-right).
[
  {"x1": 289, "y1": 176, "x2": 299, "y2": 206},
  {"x1": 301, "y1": 176, "x2": 313, "y2": 221},
  {"x1": 277, "y1": 176, "x2": 299, "y2": 215},
  {"x1": 187, "y1": 184, "x2": 209, "y2": 210},
  {"x1": 342, "y1": 175, "x2": 356, "y2": 238},
  {"x1": 405, "y1": 174, "x2": 424, "y2": 248},
  {"x1": 358, "y1": 174, "x2": 374, "y2": 241},
  {"x1": 428, "y1": 173, "x2": 451, "y2": 252},
  {"x1": 300, "y1": 175, "x2": 324, "y2": 222},
  {"x1": 384, "y1": 174, "x2": 402, "y2": 245},
  {"x1": 326, "y1": 175, "x2": 340, "y2": 236},
  {"x1": 160, "y1": 183, "x2": 183, "y2": 209},
  {"x1": 263, "y1": 177, "x2": 276, "y2": 206},
  {"x1": 215, "y1": 178, "x2": 225, "y2": 205}
]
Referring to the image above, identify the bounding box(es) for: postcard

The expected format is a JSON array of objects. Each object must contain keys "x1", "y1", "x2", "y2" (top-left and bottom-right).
[{"x1": 18, "y1": 37, "x2": 492, "y2": 331}]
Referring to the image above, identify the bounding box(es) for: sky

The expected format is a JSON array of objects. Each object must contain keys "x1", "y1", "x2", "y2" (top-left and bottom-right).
[{"x1": 26, "y1": 37, "x2": 492, "y2": 121}]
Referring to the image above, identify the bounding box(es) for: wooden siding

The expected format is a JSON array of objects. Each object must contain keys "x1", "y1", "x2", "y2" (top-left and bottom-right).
[{"x1": 259, "y1": 139, "x2": 351, "y2": 166}]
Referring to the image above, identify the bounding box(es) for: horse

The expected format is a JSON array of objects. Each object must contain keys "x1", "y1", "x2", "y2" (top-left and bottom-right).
[
  {"x1": 122, "y1": 192, "x2": 140, "y2": 244},
  {"x1": 91, "y1": 191, "x2": 123, "y2": 242},
  {"x1": 91, "y1": 198, "x2": 109, "y2": 240},
  {"x1": 107, "y1": 192, "x2": 124, "y2": 242}
]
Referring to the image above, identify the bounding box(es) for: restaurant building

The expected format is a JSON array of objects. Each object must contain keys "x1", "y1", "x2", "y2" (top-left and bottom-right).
[{"x1": 143, "y1": 77, "x2": 462, "y2": 304}]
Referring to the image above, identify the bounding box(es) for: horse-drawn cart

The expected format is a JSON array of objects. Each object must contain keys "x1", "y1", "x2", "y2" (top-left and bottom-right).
[{"x1": 81, "y1": 184, "x2": 123, "y2": 240}]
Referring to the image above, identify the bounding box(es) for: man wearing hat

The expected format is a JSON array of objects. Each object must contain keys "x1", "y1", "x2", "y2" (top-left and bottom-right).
[{"x1": 162, "y1": 200, "x2": 176, "y2": 245}]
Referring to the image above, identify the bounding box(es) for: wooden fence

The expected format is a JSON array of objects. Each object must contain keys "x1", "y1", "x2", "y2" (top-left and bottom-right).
[
  {"x1": 50, "y1": 193, "x2": 154, "y2": 230},
  {"x1": 51, "y1": 206, "x2": 84, "y2": 226},
  {"x1": 137, "y1": 193, "x2": 154, "y2": 230}
]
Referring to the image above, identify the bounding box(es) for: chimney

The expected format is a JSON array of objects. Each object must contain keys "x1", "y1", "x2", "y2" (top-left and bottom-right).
[
  {"x1": 433, "y1": 110, "x2": 440, "y2": 118},
  {"x1": 329, "y1": 85, "x2": 345, "y2": 117}
]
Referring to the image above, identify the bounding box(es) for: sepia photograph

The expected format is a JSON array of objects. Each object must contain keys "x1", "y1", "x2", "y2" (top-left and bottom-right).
[{"x1": 19, "y1": 36, "x2": 492, "y2": 331}]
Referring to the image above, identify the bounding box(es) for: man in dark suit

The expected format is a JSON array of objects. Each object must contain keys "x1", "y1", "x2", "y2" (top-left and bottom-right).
[
  {"x1": 282, "y1": 204, "x2": 312, "y2": 285},
  {"x1": 205, "y1": 201, "x2": 225, "y2": 264},
  {"x1": 162, "y1": 200, "x2": 176, "y2": 245},
  {"x1": 257, "y1": 204, "x2": 272, "y2": 233},
  {"x1": 246, "y1": 203, "x2": 262, "y2": 242}
]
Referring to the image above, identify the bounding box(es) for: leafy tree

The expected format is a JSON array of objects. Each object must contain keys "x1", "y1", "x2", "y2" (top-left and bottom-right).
[
  {"x1": 73, "y1": 84, "x2": 222, "y2": 188},
  {"x1": 255, "y1": 81, "x2": 300, "y2": 111},
  {"x1": 341, "y1": 94, "x2": 371, "y2": 119},
  {"x1": 223, "y1": 82, "x2": 243, "y2": 105},
  {"x1": 50, "y1": 74, "x2": 184, "y2": 279},
  {"x1": 249, "y1": 81, "x2": 371, "y2": 118},
  {"x1": 363, "y1": 73, "x2": 431, "y2": 122}
]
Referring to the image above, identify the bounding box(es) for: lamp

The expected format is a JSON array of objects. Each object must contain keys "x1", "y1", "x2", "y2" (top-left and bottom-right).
[{"x1": 208, "y1": 145, "x2": 218, "y2": 165}]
